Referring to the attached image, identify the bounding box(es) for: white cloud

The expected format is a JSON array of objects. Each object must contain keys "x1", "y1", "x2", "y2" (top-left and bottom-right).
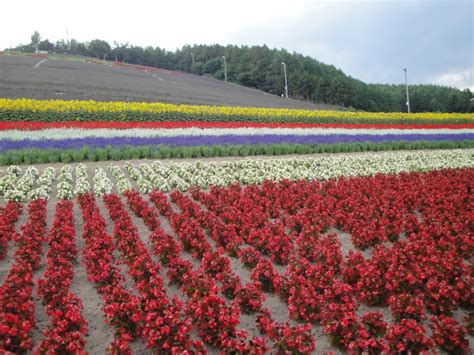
[{"x1": 432, "y1": 70, "x2": 473, "y2": 90}]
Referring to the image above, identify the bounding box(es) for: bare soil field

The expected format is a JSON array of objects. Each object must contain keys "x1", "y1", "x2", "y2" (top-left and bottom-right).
[{"x1": 0, "y1": 54, "x2": 330, "y2": 109}]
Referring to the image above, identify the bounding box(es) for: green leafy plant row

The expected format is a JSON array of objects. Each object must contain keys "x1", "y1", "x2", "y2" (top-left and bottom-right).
[{"x1": 0, "y1": 141, "x2": 472, "y2": 166}]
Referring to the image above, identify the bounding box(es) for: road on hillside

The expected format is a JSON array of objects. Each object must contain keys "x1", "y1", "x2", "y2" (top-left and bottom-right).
[{"x1": 0, "y1": 54, "x2": 326, "y2": 109}]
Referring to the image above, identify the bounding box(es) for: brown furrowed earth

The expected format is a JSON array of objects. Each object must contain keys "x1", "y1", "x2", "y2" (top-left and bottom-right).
[{"x1": 0, "y1": 53, "x2": 334, "y2": 109}]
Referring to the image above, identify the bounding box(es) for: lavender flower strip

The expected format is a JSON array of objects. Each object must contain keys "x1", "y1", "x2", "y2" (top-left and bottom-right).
[{"x1": 0, "y1": 134, "x2": 472, "y2": 152}]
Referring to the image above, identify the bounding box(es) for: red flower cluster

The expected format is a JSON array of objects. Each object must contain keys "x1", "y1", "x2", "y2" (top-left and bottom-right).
[
  {"x1": 0, "y1": 199, "x2": 46, "y2": 352},
  {"x1": 36, "y1": 200, "x2": 88, "y2": 353},
  {"x1": 0, "y1": 201, "x2": 22, "y2": 259},
  {"x1": 190, "y1": 168, "x2": 472, "y2": 352},
  {"x1": 257, "y1": 308, "x2": 316, "y2": 354},
  {"x1": 78, "y1": 193, "x2": 142, "y2": 353},
  {"x1": 104, "y1": 194, "x2": 193, "y2": 352},
  {"x1": 430, "y1": 315, "x2": 469, "y2": 353},
  {"x1": 128, "y1": 189, "x2": 268, "y2": 352},
  {"x1": 14, "y1": 199, "x2": 47, "y2": 270}
]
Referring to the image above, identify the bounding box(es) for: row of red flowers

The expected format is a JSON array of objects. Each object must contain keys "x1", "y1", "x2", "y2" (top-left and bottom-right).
[
  {"x1": 1, "y1": 121, "x2": 472, "y2": 130},
  {"x1": 125, "y1": 189, "x2": 316, "y2": 353},
  {"x1": 78, "y1": 193, "x2": 142, "y2": 353},
  {"x1": 36, "y1": 199, "x2": 88, "y2": 353},
  {"x1": 0, "y1": 201, "x2": 22, "y2": 260},
  {"x1": 189, "y1": 168, "x2": 472, "y2": 353},
  {"x1": 126, "y1": 190, "x2": 270, "y2": 352},
  {"x1": 103, "y1": 193, "x2": 195, "y2": 353},
  {"x1": 0, "y1": 199, "x2": 46, "y2": 353}
]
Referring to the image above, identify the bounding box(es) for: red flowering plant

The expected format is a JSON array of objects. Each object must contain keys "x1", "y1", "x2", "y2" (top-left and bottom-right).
[
  {"x1": 182, "y1": 271, "x2": 218, "y2": 299},
  {"x1": 200, "y1": 249, "x2": 232, "y2": 278},
  {"x1": 0, "y1": 260, "x2": 35, "y2": 353},
  {"x1": 149, "y1": 229, "x2": 182, "y2": 266},
  {"x1": 235, "y1": 282, "x2": 266, "y2": 314},
  {"x1": 357, "y1": 246, "x2": 390, "y2": 306},
  {"x1": 429, "y1": 315, "x2": 469, "y2": 354},
  {"x1": 348, "y1": 311, "x2": 389, "y2": 354},
  {"x1": 272, "y1": 323, "x2": 316, "y2": 355},
  {"x1": 239, "y1": 247, "x2": 263, "y2": 269},
  {"x1": 149, "y1": 190, "x2": 175, "y2": 217},
  {"x1": 218, "y1": 272, "x2": 242, "y2": 300},
  {"x1": 256, "y1": 308, "x2": 316, "y2": 354},
  {"x1": 36, "y1": 200, "x2": 88, "y2": 353},
  {"x1": 13, "y1": 199, "x2": 47, "y2": 270},
  {"x1": 78, "y1": 193, "x2": 142, "y2": 350},
  {"x1": 388, "y1": 293, "x2": 426, "y2": 322},
  {"x1": 104, "y1": 193, "x2": 193, "y2": 352},
  {"x1": 0, "y1": 201, "x2": 22, "y2": 260},
  {"x1": 386, "y1": 319, "x2": 433, "y2": 353},
  {"x1": 250, "y1": 258, "x2": 281, "y2": 293},
  {"x1": 167, "y1": 258, "x2": 195, "y2": 286},
  {"x1": 124, "y1": 190, "x2": 160, "y2": 232},
  {"x1": 341, "y1": 250, "x2": 366, "y2": 289},
  {"x1": 187, "y1": 293, "x2": 241, "y2": 349}
]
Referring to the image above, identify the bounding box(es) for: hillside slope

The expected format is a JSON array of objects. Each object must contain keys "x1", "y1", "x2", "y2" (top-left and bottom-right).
[{"x1": 0, "y1": 54, "x2": 335, "y2": 109}]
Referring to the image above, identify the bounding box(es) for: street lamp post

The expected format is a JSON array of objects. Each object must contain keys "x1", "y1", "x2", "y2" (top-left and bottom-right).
[
  {"x1": 281, "y1": 62, "x2": 288, "y2": 98},
  {"x1": 402, "y1": 67, "x2": 411, "y2": 113},
  {"x1": 222, "y1": 56, "x2": 227, "y2": 82},
  {"x1": 190, "y1": 53, "x2": 195, "y2": 73}
]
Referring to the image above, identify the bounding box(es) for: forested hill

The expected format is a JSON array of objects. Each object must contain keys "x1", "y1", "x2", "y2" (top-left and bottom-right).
[{"x1": 13, "y1": 36, "x2": 473, "y2": 112}]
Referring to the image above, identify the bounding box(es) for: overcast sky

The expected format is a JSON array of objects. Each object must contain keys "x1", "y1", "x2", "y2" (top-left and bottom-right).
[{"x1": 2, "y1": 0, "x2": 472, "y2": 90}]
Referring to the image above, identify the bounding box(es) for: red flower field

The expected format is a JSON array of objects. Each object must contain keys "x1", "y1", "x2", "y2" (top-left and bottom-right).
[{"x1": 0, "y1": 168, "x2": 472, "y2": 353}]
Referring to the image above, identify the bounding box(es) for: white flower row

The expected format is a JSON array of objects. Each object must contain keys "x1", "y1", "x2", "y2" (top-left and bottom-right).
[
  {"x1": 1, "y1": 127, "x2": 472, "y2": 141},
  {"x1": 108, "y1": 166, "x2": 132, "y2": 194},
  {"x1": 0, "y1": 166, "x2": 20, "y2": 198},
  {"x1": 0, "y1": 149, "x2": 472, "y2": 201},
  {"x1": 136, "y1": 149, "x2": 474, "y2": 189},
  {"x1": 125, "y1": 163, "x2": 152, "y2": 194},
  {"x1": 3, "y1": 166, "x2": 39, "y2": 201},
  {"x1": 57, "y1": 166, "x2": 74, "y2": 200},
  {"x1": 74, "y1": 164, "x2": 90, "y2": 196},
  {"x1": 93, "y1": 167, "x2": 113, "y2": 196},
  {"x1": 28, "y1": 167, "x2": 56, "y2": 200}
]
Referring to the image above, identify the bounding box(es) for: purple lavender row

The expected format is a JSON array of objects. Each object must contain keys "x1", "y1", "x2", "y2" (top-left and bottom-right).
[{"x1": 0, "y1": 133, "x2": 472, "y2": 152}]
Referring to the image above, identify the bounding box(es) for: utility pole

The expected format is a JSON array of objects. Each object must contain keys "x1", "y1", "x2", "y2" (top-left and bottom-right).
[
  {"x1": 222, "y1": 56, "x2": 227, "y2": 82},
  {"x1": 190, "y1": 52, "x2": 194, "y2": 73},
  {"x1": 402, "y1": 67, "x2": 410, "y2": 113},
  {"x1": 281, "y1": 62, "x2": 288, "y2": 98}
]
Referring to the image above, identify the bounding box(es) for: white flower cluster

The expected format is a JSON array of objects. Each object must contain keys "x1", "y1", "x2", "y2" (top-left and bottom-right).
[
  {"x1": 3, "y1": 166, "x2": 39, "y2": 201},
  {"x1": 0, "y1": 166, "x2": 21, "y2": 198},
  {"x1": 2, "y1": 127, "x2": 471, "y2": 141},
  {"x1": 0, "y1": 149, "x2": 472, "y2": 201},
  {"x1": 93, "y1": 167, "x2": 113, "y2": 196},
  {"x1": 28, "y1": 167, "x2": 56, "y2": 200},
  {"x1": 74, "y1": 164, "x2": 90, "y2": 196},
  {"x1": 139, "y1": 163, "x2": 174, "y2": 192},
  {"x1": 108, "y1": 165, "x2": 132, "y2": 194},
  {"x1": 57, "y1": 166, "x2": 74, "y2": 200},
  {"x1": 135, "y1": 149, "x2": 474, "y2": 191},
  {"x1": 125, "y1": 162, "x2": 152, "y2": 194}
]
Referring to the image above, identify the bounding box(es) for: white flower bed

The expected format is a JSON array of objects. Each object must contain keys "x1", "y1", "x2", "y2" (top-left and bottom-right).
[
  {"x1": 125, "y1": 162, "x2": 152, "y2": 194},
  {"x1": 28, "y1": 167, "x2": 56, "y2": 200},
  {"x1": 74, "y1": 164, "x2": 90, "y2": 196},
  {"x1": 93, "y1": 167, "x2": 113, "y2": 196},
  {"x1": 108, "y1": 165, "x2": 132, "y2": 194},
  {"x1": 57, "y1": 166, "x2": 74, "y2": 200},
  {"x1": 0, "y1": 166, "x2": 21, "y2": 198},
  {"x1": 137, "y1": 149, "x2": 474, "y2": 190},
  {"x1": 1, "y1": 127, "x2": 472, "y2": 141},
  {"x1": 0, "y1": 149, "x2": 472, "y2": 201}
]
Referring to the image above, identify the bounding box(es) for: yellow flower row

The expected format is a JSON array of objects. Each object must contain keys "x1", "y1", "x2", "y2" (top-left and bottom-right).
[{"x1": 1, "y1": 98, "x2": 473, "y2": 120}]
